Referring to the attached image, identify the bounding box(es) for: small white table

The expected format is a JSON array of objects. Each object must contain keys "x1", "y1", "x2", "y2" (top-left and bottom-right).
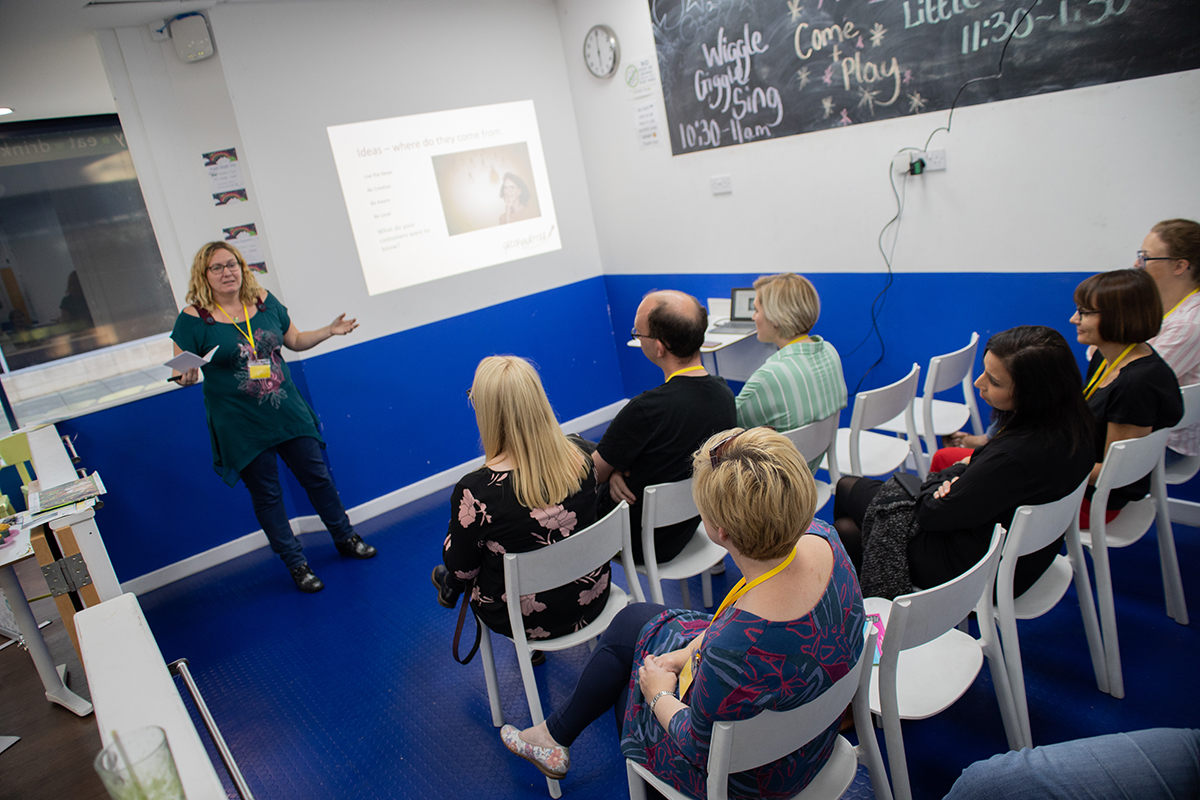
[{"x1": 0, "y1": 526, "x2": 92, "y2": 716}]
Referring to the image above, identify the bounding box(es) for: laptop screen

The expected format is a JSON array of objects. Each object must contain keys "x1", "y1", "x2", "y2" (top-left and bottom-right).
[{"x1": 730, "y1": 287, "x2": 755, "y2": 321}]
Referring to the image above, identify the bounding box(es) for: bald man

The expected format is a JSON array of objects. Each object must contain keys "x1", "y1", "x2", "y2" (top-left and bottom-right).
[{"x1": 594, "y1": 290, "x2": 736, "y2": 564}]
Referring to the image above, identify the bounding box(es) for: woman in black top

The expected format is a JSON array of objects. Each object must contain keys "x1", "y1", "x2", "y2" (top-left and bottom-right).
[
  {"x1": 1071, "y1": 269, "x2": 1183, "y2": 522},
  {"x1": 834, "y1": 327, "x2": 1094, "y2": 598}
]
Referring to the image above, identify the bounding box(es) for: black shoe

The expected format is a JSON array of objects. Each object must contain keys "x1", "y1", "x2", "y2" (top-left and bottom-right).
[
  {"x1": 290, "y1": 564, "x2": 324, "y2": 593},
  {"x1": 335, "y1": 534, "x2": 377, "y2": 559},
  {"x1": 530, "y1": 650, "x2": 546, "y2": 667},
  {"x1": 431, "y1": 565, "x2": 461, "y2": 609}
]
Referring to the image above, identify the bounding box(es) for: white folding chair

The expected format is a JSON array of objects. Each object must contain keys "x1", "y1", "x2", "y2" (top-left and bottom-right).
[
  {"x1": 637, "y1": 480, "x2": 726, "y2": 607},
  {"x1": 987, "y1": 479, "x2": 1107, "y2": 749},
  {"x1": 874, "y1": 333, "x2": 984, "y2": 474},
  {"x1": 1079, "y1": 429, "x2": 1189, "y2": 700},
  {"x1": 1165, "y1": 383, "x2": 1200, "y2": 526},
  {"x1": 867, "y1": 524, "x2": 1015, "y2": 800},
  {"x1": 627, "y1": 625, "x2": 893, "y2": 800},
  {"x1": 836, "y1": 363, "x2": 924, "y2": 478},
  {"x1": 781, "y1": 413, "x2": 841, "y2": 513},
  {"x1": 477, "y1": 501, "x2": 645, "y2": 798}
]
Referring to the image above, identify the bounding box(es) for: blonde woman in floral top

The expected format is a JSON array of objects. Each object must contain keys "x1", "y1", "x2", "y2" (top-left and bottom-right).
[{"x1": 435, "y1": 356, "x2": 609, "y2": 641}]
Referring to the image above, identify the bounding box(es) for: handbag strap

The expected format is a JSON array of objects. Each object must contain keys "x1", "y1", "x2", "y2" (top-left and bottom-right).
[{"x1": 452, "y1": 588, "x2": 482, "y2": 665}]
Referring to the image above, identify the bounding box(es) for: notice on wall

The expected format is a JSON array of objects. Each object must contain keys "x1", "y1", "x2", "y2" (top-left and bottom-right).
[
  {"x1": 202, "y1": 148, "x2": 247, "y2": 204},
  {"x1": 327, "y1": 100, "x2": 561, "y2": 296},
  {"x1": 222, "y1": 223, "x2": 267, "y2": 273}
]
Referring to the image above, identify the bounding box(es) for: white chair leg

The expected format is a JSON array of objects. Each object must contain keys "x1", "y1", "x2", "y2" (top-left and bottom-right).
[
  {"x1": 979, "y1": 613, "x2": 1021, "y2": 751},
  {"x1": 880, "y1": 683, "x2": 913, "y2": 800},
  {"x1": 1089, "y1": 541, "x2": 1125, "y2": 699},
  {"x1": 680, "y1": 579, "x2": 691, "y2": 609},
  {"x1": 478, "y1": 628, "x2": 504, "y2": 727},
  {"x1": 1066, "y1": 535, "x2": 1108, "y2": 695},
  {"x1": 626, "y1": 761, "x2": 648, "y2": 800},
  {"x1": 1153, "y1": 492, "x2": 1189, "y2": 625},
  {"x1": 701, "y1": 570, "x2": 713, "y2": 608},
  {"x1": 995, "y1": 603, "x2": 1032, "y2": 749}
]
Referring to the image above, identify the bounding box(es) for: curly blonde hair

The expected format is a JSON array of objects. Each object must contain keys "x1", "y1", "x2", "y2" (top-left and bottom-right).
[
  {"x1": 472, "y1": 356, "x2": 589, "y2": 509},
  {"x1": 185, "y1": 242, "x2": 263, "y2": 309},
  {"x1": 692, "y1": 427, "x2": 816, "y2": 560}
]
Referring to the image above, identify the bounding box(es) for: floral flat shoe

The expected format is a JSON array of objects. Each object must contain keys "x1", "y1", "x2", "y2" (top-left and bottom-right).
[{"x1": 500, "y1": 724, "x2": 570, "y2": 779}]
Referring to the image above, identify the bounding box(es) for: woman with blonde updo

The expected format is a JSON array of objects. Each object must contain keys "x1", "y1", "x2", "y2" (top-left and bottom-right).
[
  {"x1": 738, "y1": 273, "x2": 847, "y2": 469},
  {"x1": 498, "y1": 427, "x2": 864, "y2": 798}
]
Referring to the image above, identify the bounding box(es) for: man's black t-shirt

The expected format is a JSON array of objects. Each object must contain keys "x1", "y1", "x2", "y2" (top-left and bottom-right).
[{"x1": 597, "y1": 374, "x2": 736, "y2": 563}]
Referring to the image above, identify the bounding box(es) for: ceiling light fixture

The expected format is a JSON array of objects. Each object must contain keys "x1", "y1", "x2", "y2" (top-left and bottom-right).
[{"x1": 0, "y1": 108, "x2": 13, "y2": 116}]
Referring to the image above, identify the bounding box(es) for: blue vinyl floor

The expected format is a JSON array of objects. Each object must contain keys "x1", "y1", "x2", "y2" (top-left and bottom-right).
[{"x1": 137, "y1": 458, "x2": 1200, "y2": 799}]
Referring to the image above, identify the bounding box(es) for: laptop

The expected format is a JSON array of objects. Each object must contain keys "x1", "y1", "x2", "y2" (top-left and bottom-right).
[{"x1": 709, "y1": 287, "x2": 757, "y2": 334}]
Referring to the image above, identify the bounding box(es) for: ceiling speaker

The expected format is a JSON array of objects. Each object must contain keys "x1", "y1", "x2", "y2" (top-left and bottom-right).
[{"x1": 170, "y1": 14, "x2": 213, "y2": 63}]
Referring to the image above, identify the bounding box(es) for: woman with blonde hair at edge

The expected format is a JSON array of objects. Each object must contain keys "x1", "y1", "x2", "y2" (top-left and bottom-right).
[{"x1": 499, "y1": 426, "x2": 864, "y2": 798}]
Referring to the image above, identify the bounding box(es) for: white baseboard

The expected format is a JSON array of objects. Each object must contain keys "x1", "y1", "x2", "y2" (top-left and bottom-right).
[{"x1": 120, "y1": 399, "x2": 627, "y2": 595}]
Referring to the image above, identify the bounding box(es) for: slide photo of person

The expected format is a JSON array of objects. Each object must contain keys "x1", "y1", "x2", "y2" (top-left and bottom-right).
[{"x1": 431, "y1": 142, "x2": 541, "y2": 236}]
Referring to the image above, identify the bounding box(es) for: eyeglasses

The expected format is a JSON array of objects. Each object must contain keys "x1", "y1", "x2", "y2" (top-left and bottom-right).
[
  {"x1": 708, "y1": 426, "x2": 774, "y2": 470},
  {"x1": 1136, "y1": 249, "x2": 1175, "y2": 270},
  {"x1": 1074, "y1": 306, "x2": 1098, "y2": 317},
  {"x1": 630, "y1": 328, "x2": 654, "y2": 340},
  {"x1": 466, "y1": 388, "x2": 474, "y2": 408},
  {"x1": 207, "y1": 261, "x2": 240, "y2": 275}
]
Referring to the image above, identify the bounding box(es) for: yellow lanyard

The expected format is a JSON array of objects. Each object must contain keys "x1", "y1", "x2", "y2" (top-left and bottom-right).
[
  {"x1": 677, "y1": 545, "x2": 798, "y2": 698},
  {"x1": 666, "y1": 365, "x2": 704, "y2": 382},
  {"x1": 1083, "y1": 343, "x2": 1136, "y2": 400},
  {"x1": 215, "y1": 302, "x2": 256, "y2": 350},
  {"x1": 1164, "y1": 288, "x2": 1199, "y2": 320},
  {"x1": 785, "y1": 335, "x2": 810, "y2": 347}
]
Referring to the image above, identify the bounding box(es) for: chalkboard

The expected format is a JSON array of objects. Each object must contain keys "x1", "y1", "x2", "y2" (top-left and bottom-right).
[{"x1": 650, "y1": 0, "x2": 1200, "y2": 155}]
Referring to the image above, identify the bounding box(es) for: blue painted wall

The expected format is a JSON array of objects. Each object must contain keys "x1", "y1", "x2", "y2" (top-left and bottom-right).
[
  {"x1": 54, "y1": 270, "x2": 1198, "y2": 582},
  {"x1": 59, "y1": 277, "x2": 624, "y2": 581},
  {"x1": 603, "y1": 272, "x2": 1090, "y2": 412}
]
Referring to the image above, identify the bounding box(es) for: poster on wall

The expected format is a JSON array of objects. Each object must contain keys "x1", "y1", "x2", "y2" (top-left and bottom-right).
[
  {"x1": 222, "y1": 223, "x2": 267, "y2": 274},
  {"x1": 650, "y1": 0, "x2": 1200, "y2": 155},
  {"x1": 202, "y1": 148, "x2": 247, "y2": 203},
  {"x1": 327, "y1": 100, "x2": 561, "y2": 296}
]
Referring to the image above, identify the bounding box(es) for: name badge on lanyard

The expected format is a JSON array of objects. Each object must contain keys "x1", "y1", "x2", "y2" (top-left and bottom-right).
[
  {"x1": 216, "y1": 301, "x2": 270, "y2": 380},
  {"x1": 248, "y1": 359, "x2": 271, "y2": 380}
]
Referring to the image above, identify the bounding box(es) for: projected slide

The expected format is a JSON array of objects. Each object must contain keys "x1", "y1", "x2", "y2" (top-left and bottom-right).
[{"x1": 327, "y1": 100, "x2": 560, "y2": 296}]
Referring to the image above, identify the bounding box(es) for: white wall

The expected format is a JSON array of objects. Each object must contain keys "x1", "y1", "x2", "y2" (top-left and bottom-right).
[
  {"x1": 97, "y1": 26, "x2": 284, "y2": 309},
  {"x1": 555, "y1": 0, "x2": 1200, "y2": 277},
  {"x1": 205, "y1": 0, "x2": 604, "y2": 351}
]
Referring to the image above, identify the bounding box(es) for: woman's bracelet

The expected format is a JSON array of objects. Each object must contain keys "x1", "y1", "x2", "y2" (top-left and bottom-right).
[{"x1": 649, "y1": 689, "x2": 675, "y2": 715}]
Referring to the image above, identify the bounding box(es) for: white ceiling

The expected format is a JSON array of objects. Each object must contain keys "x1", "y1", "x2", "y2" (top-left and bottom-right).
[{"x1": 0, "y1": 0, "x2": 222, "y2": 123}]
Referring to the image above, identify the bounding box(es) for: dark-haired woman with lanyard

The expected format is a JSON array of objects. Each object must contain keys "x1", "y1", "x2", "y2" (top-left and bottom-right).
[
  {"x1": 171, "y1": 241, "x2": 377, "y2": 593},
  {"x1": 1071, "y1": 268, "x2": 1183, "y2": 526}
]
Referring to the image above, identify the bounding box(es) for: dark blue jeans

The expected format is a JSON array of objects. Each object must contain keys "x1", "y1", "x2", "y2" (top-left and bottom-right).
[
  {"x1": 239, "y1": 437, "x2": 355, "y2": 569},
  {"x1": 546, "y1": 602, "x2": 669, "y2": 747}
]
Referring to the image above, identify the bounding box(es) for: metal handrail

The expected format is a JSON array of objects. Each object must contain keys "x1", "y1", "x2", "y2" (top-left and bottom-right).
[{"x1": 168, "y1": 658, "x2": 256, "y2": 800}]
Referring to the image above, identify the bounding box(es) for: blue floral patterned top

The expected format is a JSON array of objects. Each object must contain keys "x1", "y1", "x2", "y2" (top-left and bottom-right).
[{"x1": 620, "y1": 521, "x2": 865, "y2": 799}]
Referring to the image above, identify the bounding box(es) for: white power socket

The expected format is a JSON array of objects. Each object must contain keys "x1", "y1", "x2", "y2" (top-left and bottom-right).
[
  {"x1": 710, "y1": 175, "x2": 732, "y2": 195},
  {"x1": 915, "y1": 149, "x2": 947, "y2": 171}
]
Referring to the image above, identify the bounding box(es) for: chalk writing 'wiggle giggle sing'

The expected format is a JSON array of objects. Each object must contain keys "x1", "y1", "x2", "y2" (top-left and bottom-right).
[{"x1": 693, "y1": 25, "x2": 784, "y2": 127}]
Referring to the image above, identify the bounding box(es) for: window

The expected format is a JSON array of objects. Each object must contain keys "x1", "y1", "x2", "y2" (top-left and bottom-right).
[{"x1": 0, "y1": 114, "x2": 177, "y2": 373}]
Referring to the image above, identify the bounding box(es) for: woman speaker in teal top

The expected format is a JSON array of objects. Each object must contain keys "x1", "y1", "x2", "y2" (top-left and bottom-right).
[{"x1": 171, "y1": 242, "x2": 377, "y2": 593}]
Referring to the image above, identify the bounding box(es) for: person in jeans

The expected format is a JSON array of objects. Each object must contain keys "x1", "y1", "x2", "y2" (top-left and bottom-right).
[{"x1": 171, "y1": 241, "x2": 376, "y2": 593}]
